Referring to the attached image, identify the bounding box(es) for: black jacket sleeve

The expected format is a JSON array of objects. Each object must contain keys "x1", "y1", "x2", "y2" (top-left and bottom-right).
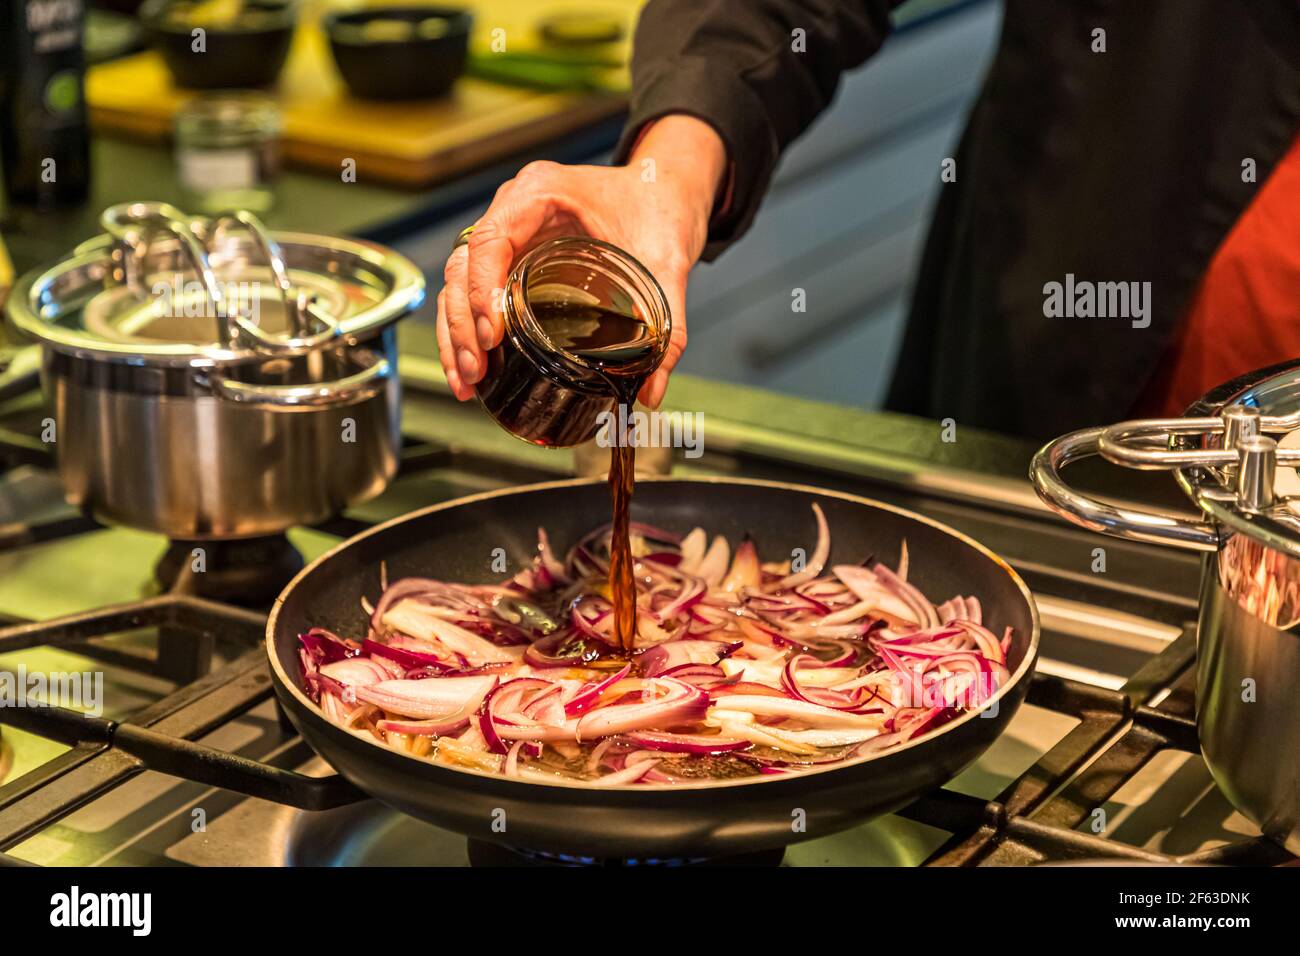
[{"x1": 613, "y1": 0, "x2": 900, "y2": 259}]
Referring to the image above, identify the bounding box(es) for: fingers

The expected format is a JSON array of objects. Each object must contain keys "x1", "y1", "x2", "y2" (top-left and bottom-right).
[
  {"x1": 467, "y1": 163, "x2": 565, "y2": 351},
  {"x1": 441, "y1": 244, "x2": 483, "y2": 390},
  {"x1": 436, "y1": 287, "x2": 474, "y2": 400}
]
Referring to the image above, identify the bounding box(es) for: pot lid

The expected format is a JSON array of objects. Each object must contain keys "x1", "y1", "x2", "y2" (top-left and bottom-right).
[
  {"x1": 5, "y1": 202, "x2": 425, "y2": 367},
  {"x1": 1091, "y1": 360, "x2": 1300, "y2": 554}
]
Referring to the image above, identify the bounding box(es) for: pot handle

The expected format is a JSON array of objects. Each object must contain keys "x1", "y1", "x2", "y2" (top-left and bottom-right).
[
  {"x1": 201, "y1": 350, "x2": 393, "y2": 409},
  {"x1": 1030, "y1": 426, "x2": 1220, "y2": 552}
]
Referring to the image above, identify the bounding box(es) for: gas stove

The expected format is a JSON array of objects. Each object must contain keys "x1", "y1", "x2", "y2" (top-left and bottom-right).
[{"x1": 0, "y1": 350, "x2": 1293, "y2": 867}]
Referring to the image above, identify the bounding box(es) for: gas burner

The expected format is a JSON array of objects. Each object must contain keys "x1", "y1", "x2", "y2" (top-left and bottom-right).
[
  {"x1": 155, "y1": 534, "x2": 304, "y2": 606},
  {"x1": 466, "y1": 839, "x2": 786, "y2": 868}
]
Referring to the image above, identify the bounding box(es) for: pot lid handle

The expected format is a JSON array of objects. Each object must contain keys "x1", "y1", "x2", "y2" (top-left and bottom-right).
[
  {"x1": 98, "y1": 202, "x2": 339, "y2": 355},
  {"x1": 1030, "y1": 426, "x2": 1220, "y2": 552},
  {"x1": 208, "y1": 210, "x2": 304, "y2": 337},
  {"x1": 100, "y1": 201, "x2": 234, "y2": 346}
]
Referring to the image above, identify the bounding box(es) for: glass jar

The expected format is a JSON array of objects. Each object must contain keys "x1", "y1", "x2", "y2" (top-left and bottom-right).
[
  {"x1": 174, "y1": 92, "x2": 281, "y2": 215},
  {"x1": 475, "y1": 236, "x2": 672, "y2": 447}
]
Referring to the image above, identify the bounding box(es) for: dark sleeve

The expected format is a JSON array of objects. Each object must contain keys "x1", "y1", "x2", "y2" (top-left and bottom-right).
[{"x1": 613, "y1": 0, "x2": 900, "y2": 260}]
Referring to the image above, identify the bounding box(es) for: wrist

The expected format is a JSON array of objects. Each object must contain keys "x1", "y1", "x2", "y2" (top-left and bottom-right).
[{"x1": 628, "y1": 114, "x2": 727, "y2": 234}]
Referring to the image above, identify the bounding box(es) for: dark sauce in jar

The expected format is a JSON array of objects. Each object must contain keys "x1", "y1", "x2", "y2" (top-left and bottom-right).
[
  {"x1": 477, "y1": 301, "x2": 656, "y2": 447},
  {"x1": 473, "y1": 238, "x2": 672, "y2": 655}
]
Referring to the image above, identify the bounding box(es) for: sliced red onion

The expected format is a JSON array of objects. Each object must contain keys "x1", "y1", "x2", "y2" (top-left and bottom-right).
[
  {"x1": 778, "y1": 502, "x2": 828, "y2": 588},
  {"x1": 569, "y1": 604, "x2": 615, "y2": 645},
  {"x1": 520, "y1": 683, "x2": 567, "y2": 724},
  {"x1": 658, "y1": 662, "x2": 729, "y2": 685},
  {"x1": 383, "y1": 601, "x2": 518, "y2": 666},
  {"x1": 378, "y1": 714, "x2": 472, "y2": 736},
  {"x1": 652, "y1": 576, "x2": 706, "y2": 624},
  {"x1": 575, "y1": 678, "x2": 708, "y2": 740},
  {"x1": 721, "y1": 539, "x2": 761, "y2": 592},
  {"x1": 310, "y1": 504, "x2": 1011, "y2": 784},
  {"x1": 715, "y1": 694, "x2": 883, "y2": 728},
  {"x1": 781, "y1": 654, "x2": 873, "y2": 710},
  {"x1": 504, "y1": 739, "x2": 543, "y2": 776},
  {"x1": 639, "y1": 639, "x2": 739, "y2": 677},
  {"x1": 586, "y1": 736, "x2": 618, "y2": 772},
  {"x1": 524, "y1": 631, "x2": 594, "y2": 669},
  {"x1": 361, "y1": 637, "x2": 456, "y2": 671},
  {"x1": 299, "y1": 628, "x2": 359, "y2": 666},
  {"x1": 355, "y1": 675, "x2": 498, "y2": 720},
  {"x1": 870, "y1": 562, "x2": 940, "y2": 628},
  {"x1": 319, "y1": 657, "x2": 390, "y2": 689},
  {"x1": 696, "y1": 536, "x2": 730, "y2": 586},
  {"x1": 480, "y1": 678, "x2": 581, "y2": 752},
  {"x1": 564, "y1": 663, "x2": 631, "y2": 716},
  {"x1": 833, "y1": 563, "x2": 936, "y2": 628},
  {"x1": 636, "y1": 614, "x2": 675, "y2": 645},
  {"x1": 706, "y1": 679, "x2": 790, "y2": 700},
  {"x1": 536, "y1": 527, "x2": 567, "y2": 583},
  {"x1": 678, "y1": 527, "x2": 707, "y2": 574},
  {"x1": 951, "y1": 619, "x2": 1006, "y2": 665},
  {"x1": 369, "y1": 578, "x2": 477, "y2": 636}
]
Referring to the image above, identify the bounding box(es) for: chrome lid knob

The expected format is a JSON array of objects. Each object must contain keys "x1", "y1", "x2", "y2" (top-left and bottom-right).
[
  {"x1": 1221, "y1": 404, "x2": 1261, "y2": 451},
  {"x1": 1236, "y1": 434, "x2": 1277, "y2": 513}
]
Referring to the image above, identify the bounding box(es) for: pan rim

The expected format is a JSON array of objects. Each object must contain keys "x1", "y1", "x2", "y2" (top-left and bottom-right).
[{"x1": 266, "y1": 475, "x2": 1041, "y2": 793}]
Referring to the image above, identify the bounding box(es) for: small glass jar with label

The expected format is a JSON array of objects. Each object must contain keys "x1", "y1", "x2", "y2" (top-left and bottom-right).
[{"x1": 174, "y1": 92, "x2": 281, "y2": 214}]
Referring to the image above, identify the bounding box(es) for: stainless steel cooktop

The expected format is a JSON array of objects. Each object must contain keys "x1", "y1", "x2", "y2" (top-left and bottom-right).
[{"x1": 0, "y1": 355, "x2": 1286, "y2": 866}]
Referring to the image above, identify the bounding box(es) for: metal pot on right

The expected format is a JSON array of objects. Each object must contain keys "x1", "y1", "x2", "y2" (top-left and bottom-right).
[{"x1": 1031, "y1": 360, "x2": 1300, "y2": 855}]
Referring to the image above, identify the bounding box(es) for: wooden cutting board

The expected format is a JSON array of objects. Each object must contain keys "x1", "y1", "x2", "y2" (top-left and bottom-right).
[{"x1": 86, "y1": 0, "x2": 637, "y2": 187}]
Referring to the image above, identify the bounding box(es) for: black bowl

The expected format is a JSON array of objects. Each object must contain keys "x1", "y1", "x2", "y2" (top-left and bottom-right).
[
  {"x1": 325, "y1": 5, "x2": 471, "y2": 101},
  {"x1": 141, "y1": 0, "x2": 295, "y2": 90}
]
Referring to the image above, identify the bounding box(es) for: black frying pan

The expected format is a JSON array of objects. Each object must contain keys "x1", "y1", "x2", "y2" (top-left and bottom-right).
[{"x1": 266, "y1": 477, "x2": 1039, "y2": 859}]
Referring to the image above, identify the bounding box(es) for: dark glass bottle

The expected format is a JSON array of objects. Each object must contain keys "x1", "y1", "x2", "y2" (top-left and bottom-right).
[{"x1": 1, "y1": 0, "x2": 91, "y2": 206}]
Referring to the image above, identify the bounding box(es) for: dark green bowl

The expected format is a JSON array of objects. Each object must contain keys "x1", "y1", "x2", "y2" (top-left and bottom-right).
[
  {"x1": 141, "y1": 0, "x2": 296, "y2": 90},
  {"x1": 325, "y1": 5, "x2": 472, "y2": 101}
]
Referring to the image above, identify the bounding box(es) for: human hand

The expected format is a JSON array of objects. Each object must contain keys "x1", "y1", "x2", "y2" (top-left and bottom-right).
[{"x1": 436, "y1": 114, "x2": 726, "y2": 408}]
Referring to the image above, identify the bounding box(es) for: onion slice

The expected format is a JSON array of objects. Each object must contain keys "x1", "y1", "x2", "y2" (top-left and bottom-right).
[{"x1": 778, "y1": 503, "x2": 829, "y2": 587}]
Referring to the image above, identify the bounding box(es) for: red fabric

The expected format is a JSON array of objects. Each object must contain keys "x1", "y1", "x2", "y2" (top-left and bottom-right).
[{"x1": 1135, "y1": 132, "x2": 1300, "y2": 417}]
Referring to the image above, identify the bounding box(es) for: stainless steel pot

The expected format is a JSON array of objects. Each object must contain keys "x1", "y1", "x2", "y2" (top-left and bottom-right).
[
  {"x1": 4, "y1": 202, "x2": 425, "y2": 538},
  {"x1": 1031, "y1": 361, "x2": 1300, "y2": 854}
]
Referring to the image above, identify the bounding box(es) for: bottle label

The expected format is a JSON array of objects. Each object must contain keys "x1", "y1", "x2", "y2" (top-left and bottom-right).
[
  {"x1": 178, "y1": 148, "x2": 259, "y2": 192},
  {"x1": 25, "y1": 0, "x2": 83, "y2": 54}
]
